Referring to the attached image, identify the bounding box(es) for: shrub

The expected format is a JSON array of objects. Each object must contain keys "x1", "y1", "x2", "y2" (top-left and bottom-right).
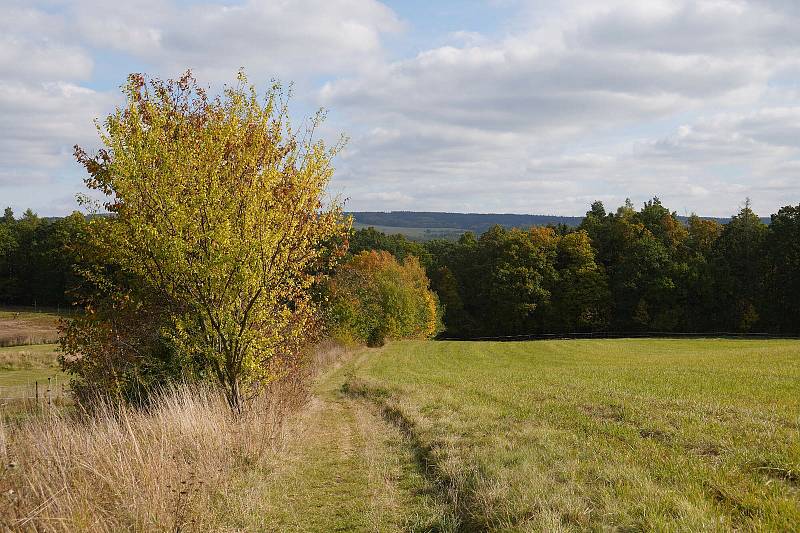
[
  {"x1": 63, "y1": 71, "x2": 348, "y2": 411},
  {"x1": 327, "y1": 251, "x2": 441, "y2": 346}
]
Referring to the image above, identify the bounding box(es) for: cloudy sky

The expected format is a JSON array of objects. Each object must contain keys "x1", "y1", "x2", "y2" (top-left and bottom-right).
[{"x1": 2, "y1": 0, "x2": 800, "y2": 217}]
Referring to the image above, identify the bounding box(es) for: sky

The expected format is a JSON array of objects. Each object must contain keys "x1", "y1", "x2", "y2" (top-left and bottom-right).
[{"x1": 2, "y1": 0, "x2": 800, "y2": 217}]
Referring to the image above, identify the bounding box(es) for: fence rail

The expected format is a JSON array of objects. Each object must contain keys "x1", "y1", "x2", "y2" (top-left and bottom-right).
[
  {"x1": 440, "y1": 331, "x2": 800, "y2": 342},
  {"x1": 0, "y1": 376, "x2": 68, "y2": 407}
]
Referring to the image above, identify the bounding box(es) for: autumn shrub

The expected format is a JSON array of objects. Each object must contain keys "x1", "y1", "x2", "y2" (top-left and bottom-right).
[
  {"x1": 62, "y1": 71, "x2": 348, "y2": 411},
  {"x1": 327, "y1": 250, "x2": 441, "y2": 347}
]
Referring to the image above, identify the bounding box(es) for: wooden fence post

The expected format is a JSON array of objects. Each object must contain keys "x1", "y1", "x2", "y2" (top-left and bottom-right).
[
  {"x1": 47, "y1": 377, "x2": 52, "y2": 407},
  {"x1": 35, "y1": 380, "x2": 39, "y2": 406}
]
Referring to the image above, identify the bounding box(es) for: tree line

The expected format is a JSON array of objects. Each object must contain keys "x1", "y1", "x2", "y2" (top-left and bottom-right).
[
  {"x1": 3, "y1": 197, "x2": 798, "y2": 341},
  {"x1": 350, "y1": 199, "x2": 800, "y2": 337},
  {"x1": 0, "y1": 208, "x2": 86, "y2": 308}
]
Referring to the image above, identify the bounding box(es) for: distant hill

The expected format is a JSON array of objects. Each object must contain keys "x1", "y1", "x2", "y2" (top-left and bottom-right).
[
  {"x1": 351, "y1": 211, "x2": 585, "y2": 235},
  {"x1": 349, "y1": 211, "x2": 766, "y2": 241}
]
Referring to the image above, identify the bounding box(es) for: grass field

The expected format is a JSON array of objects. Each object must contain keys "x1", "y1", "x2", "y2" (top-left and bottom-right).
[
  {"x1": 0, "y1": 308, "x2": 63, "y2": 347},
  {"x1": 212, "y1": 338, "x2": 800, "y2": 531},
  {"x1": 0, "y1": 308, "x2": 68, "y2": 405},
  {"x1": 336, "y1": 339, "x2": 800, "y2": 531},
  {"x1": 0, "y1": 344, "x2": 64, "y2": 384},
  {"x1": 2, "y1": 338, "x2": 798, "y2": 531},
  {"x1": 0, "y1": 344, "x2": 61, "y2": 371},
  {"x1": 0, "y1": 345, "x2": 67, "y2": 415}
]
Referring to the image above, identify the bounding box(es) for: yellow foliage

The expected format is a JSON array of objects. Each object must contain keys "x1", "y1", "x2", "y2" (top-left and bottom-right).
[
  {"x1": 328, "y1": 251, "x2": 442, "y2": 346},
  {"x1": 67, "y1": 71, "x2": 349, "y2": 410}
]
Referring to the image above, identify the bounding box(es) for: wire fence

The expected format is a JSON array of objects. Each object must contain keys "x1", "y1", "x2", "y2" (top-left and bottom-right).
[
  {"x1": 0, "y1": 376, "x2": 69, "y2": 408},
  {"x1": 439, "y1": 331, "x2": 800, "y2": 342}
]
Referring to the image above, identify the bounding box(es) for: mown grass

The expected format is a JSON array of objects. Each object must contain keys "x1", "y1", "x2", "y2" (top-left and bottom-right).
[
  {"x1": 346, "y1": 339, "x2": 800, "y2": 531},
  {"x1": 227, "y1": 354, "x2": 453, "y2": 531}
]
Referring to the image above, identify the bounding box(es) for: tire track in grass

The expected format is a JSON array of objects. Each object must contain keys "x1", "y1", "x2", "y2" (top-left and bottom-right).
[
  {"x1": 238, "y1": 351, "x2": 452, "y2": 532},
  {"x1": 342, "y1": 375, "x2": 486, "y2": 532}
]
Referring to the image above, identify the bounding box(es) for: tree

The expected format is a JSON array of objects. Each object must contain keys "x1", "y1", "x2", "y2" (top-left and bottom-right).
[
  {"x1": 708, "y1": 201, "x2": 767, "y2": 331},
  {"x1": 458, "y1": 226, "x2": 554, "y2": 336},
  {"x1": 581, "y1": 198, "x2": 689, "y2": 331},
  {"x1": 348, "y1": 227, "x2": 427, "y2": 263},
  {"x1": 427, "y1": 265, "x2": 471, "y2": 337},
  {"x1": 64, "y1": 71, "x2": 349, "y2": 411},
  {"x1": 0, "y1": 222, "x2": 18, "y2": 301},
  {"x1": 684, "y1": 215, "x2": 722, "y2": 331},
  {"x1": 763, "y1": 204, "x2": 800, "y2": 334},
  {"x1": 546, "y1": 230, "x2": 610, "y2": 332},
  {"x1": 327, "y1": 251, "x2": 441, "y2": 346},
  {"x1": 0, "y1": 208, "x2": 42, "y2": 304}
]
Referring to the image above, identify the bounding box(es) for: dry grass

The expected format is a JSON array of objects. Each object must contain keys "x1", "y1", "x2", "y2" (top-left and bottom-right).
[
  {"x1": 0, "y1": 344, "x2": 330, "y2": 532},
  {"x1": 1, "y1": 387, "x2": 281, "y2": 531},
  {"x1": 0, "y1": 309, "x2": 64, "y2": 348}
]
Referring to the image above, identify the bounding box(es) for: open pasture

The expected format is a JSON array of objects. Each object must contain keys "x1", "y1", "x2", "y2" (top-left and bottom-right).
[
  {"x1": 346, "y1": 338, "x2": 800, "y2": 531},
  {"x1": 3, "y1": 338, "x2": 798, "y2": 531},
  {"x1": 0, "y1": 308, "x2": 63, "y2": 347},
  {"x1": 0, "y1": 308, "x2": 67, "y2": 410}
]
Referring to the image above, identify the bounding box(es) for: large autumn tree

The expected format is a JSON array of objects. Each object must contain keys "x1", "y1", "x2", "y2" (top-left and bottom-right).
[{"x1": 63, "y1": 71, "x2": 349, "y2": 411}]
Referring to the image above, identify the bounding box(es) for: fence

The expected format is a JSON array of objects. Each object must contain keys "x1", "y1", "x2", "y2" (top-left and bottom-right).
[
  {"x1": 0, "y1": 376, "x2": 69, "y2": 409},
  {"x1": 439, "y1": 331, "x2": 800, "y2": 341}
]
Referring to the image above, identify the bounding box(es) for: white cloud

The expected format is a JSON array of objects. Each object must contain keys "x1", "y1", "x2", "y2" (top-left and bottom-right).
[
  {"x1": 0, "y1": 81, "x2": 116, "y2": 184},
  {"x1": 324, "y1": 0, "x2": 800, "y2": 216},
  {"x1": 68, "y1": 0, "x2": 402, "y2": 82},
  {"x1": 2, "y1": 0, "x2": 800, "y2": 216},
  {"x1": 0, "y1": 0, "x2": 402, "y2": 214}
]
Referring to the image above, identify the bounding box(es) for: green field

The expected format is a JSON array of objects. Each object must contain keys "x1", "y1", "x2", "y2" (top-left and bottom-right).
[
  {"x1": 0, "y1": 345, "x2": 67, "y2": 419},
  {"x1": 0, "y1": 344, "x2": 64, "y2": 384},
  {"x1": 0, "y1": 307, "x2": 64, "y2": 346},
  {"x1": 254, "y1": 338, "x2": 800, "y2": 531},
  {"x1": 0, "y1": 307, "x2": 67, "y2": 393},
  {"x1": 353, "y1": 222, "x2": 466, "y2": 241}
]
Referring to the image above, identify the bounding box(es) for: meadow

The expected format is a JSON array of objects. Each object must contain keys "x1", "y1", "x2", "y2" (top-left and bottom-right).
[
  {"x1": 0, "y1": 310, "x2": 67, "y2": 410},
  {"x1": 0, "y1": 309, "x2": 63, "y2": 347},
  {"x1": 2, "y1": 338, "x2": 798, "y2": 531},
  {"x1": 343, "y1": 339, "x2": 800, "y2": 531}
]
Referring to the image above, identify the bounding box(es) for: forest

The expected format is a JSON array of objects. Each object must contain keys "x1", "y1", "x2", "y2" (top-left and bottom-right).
[
  {"x1": 350, "y1": 199, "x2": 800, "y2": 337},
  {"x1": 3, "y1": 197, "x2": 799, "y2": 337}
]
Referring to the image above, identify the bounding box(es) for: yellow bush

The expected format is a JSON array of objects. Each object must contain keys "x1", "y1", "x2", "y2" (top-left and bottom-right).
[{"x1": 327, "y1": 251, "x2": 441, "y2": 346}]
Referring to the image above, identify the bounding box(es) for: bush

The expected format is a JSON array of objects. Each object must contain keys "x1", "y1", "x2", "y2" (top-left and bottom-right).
[
  {"x1": 63, "y1": 71, "x2": 348, "y2": 411},
  {"x1": 327, "y1": 251, "x2": 441, "y2": 346}
]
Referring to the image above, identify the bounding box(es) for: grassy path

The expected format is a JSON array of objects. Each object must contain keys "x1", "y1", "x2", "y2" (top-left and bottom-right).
[{"x1": 227, "y1": 351, "x2": 451, "y2": 532}]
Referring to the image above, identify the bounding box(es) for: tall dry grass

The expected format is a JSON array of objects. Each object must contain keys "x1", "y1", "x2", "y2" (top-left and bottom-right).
[{"x1": 0, "y1": 343, "x2": 348, "y2": 532}]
